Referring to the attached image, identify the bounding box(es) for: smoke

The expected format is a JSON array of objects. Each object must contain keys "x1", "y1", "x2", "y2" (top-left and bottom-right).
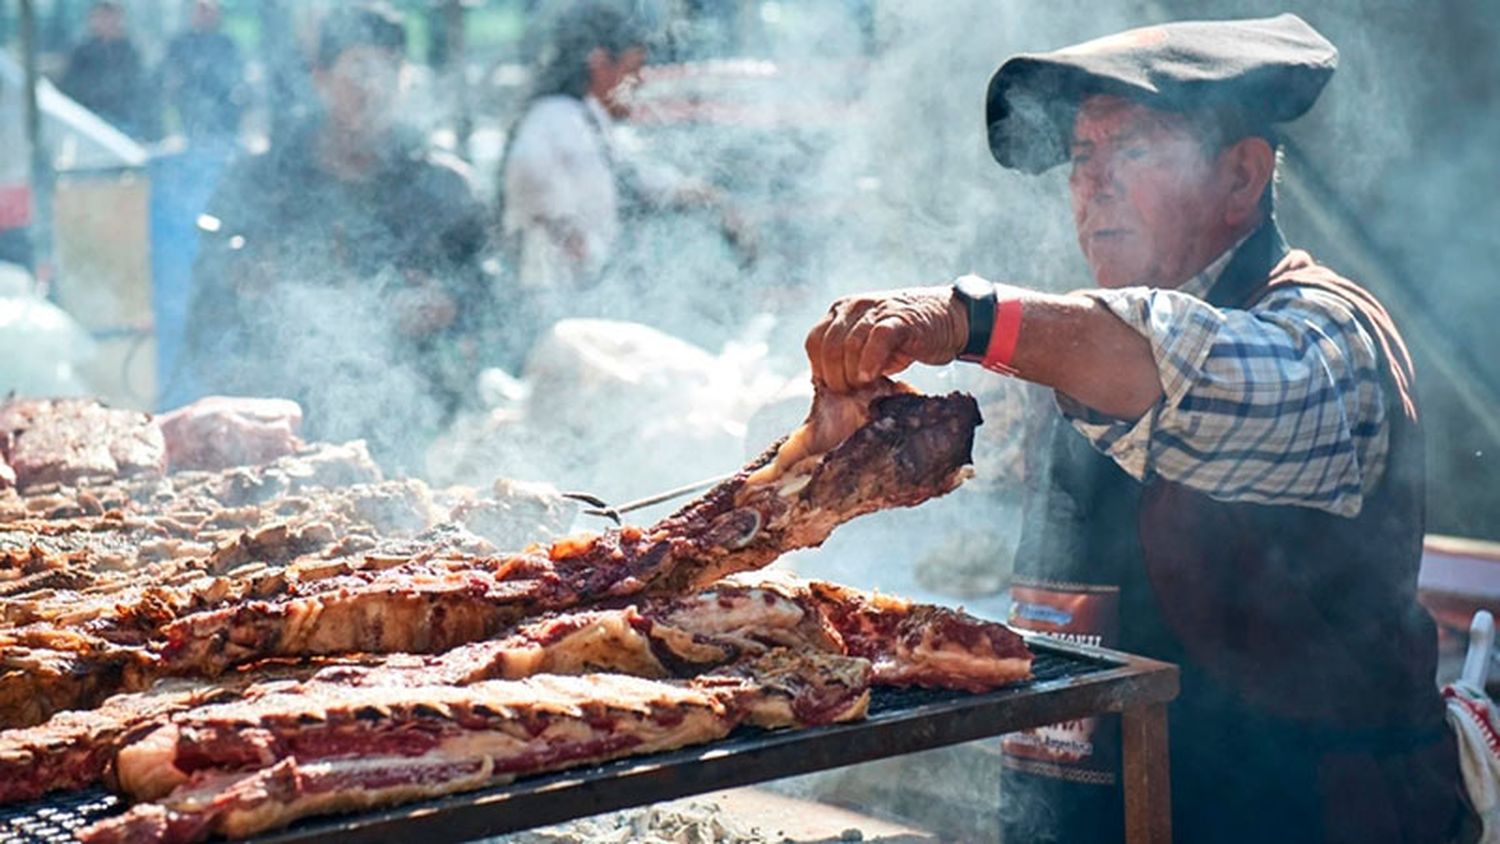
[
  {"x1": 418, "y1": 1, "x2": 1174, "y2": 597},
  {"x1": 542, "y1": 0, "x2": 1167, "y2": 609},
  {"x1": 117, "y1": 1, "x2": 1497, "y2": 838},
  {"x1": 1181, "y1": 0, "x2": 1500, "y2": 537},
  {"x1": 173, "y1": 0, "x2": 1499, "y2": 551}
]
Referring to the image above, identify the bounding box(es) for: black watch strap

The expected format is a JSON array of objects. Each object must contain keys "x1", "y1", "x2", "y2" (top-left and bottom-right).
[{"x1": 953, "y1": 276, "x2": 996, "y2": 361}]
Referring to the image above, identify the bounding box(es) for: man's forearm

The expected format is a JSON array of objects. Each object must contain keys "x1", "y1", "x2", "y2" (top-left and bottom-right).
[
  {"x1": 996, "y1": 287, "x2": 1163, "y2": 420},
  {"x1": 804, "y1": 281, "x2": 1163, "y2": 412}
]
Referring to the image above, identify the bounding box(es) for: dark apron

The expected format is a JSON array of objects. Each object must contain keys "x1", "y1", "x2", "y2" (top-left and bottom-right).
[{"x1": 998, "y1": 222, "x2": 1462, "y2": 844}]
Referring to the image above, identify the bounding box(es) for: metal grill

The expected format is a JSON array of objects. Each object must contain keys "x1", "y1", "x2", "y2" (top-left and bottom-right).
[
  {"x1": 0, "y1": 791, "x2": 120, "y2": 844},
  {"x1": 0, "y1": 639, "x2": 1174, "y2": 844}
]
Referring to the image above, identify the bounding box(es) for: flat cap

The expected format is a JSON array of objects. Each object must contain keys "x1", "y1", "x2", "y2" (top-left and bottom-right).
[{"x1": 985, "y1": 13, "x2": 1338, "y2": 173}]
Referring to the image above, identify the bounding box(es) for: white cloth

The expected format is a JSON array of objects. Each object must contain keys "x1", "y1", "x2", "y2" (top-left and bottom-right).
[
  {"x1": 1446, "y1": 680, "x2": 1500, "y2": 843},
  {"x1": 502, "y1": 95, "x2": 619, "y2": 289},
  {"x1": 501, "y1": 94, "x2": 692, "y2": 290}
]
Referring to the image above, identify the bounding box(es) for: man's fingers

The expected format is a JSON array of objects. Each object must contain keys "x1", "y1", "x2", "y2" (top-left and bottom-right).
[
  {"x1": 883, "y1": 352, "x2": 915, "y2": 377},
  {"x1": 819, "y1": 303, "x2": 862, "y2": 393},
  {"x1": 858, "y1": 318, "x2": 907, "y2": 384},
  {"x1": 804, "y1": 312, "x2": 834, "y2": 384},
  {"x1": 806, "y1": 296, "x2": 923, "y2": 394},
  {"x1": 841, "y1": 314, "x2": 882, "y2": 389},
  {"x1": 821, "y1": 322, "x2": 851, "y2": 393}
]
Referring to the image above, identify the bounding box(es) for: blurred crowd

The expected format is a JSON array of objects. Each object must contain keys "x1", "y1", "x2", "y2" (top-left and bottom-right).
[
  {"x1": 21, "y1": 0, "x2": 790, "y2": 473},
  {"x1": 58, "y1": 0, "x2": 244, "y2": 143}
]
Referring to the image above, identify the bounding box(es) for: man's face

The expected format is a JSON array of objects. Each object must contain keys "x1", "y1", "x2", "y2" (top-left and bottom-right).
[
  {"x1": 1068, "y1": 95, "x2": 1230, "y2": 289},
  {"x1": 589, "y1": 46, "x2": 648, "y2": 118},
  {"x1": 317, "y1": 46, "x2": 404, "y2": 138}
]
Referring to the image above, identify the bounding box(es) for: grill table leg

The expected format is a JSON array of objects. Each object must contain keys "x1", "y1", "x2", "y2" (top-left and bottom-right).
[{"x1": 1122, "y1": 703, "x2": 1171, "y2": 844}]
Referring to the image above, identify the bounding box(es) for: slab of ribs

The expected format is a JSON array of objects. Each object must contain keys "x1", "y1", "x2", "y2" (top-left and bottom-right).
[{"x1": 0, "y1": 386, "x2": 1033, "y2": 842}]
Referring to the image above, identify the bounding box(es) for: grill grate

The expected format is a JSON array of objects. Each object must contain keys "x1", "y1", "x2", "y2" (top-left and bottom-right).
[
  {"x1": 0, "y1": 644, "x2": 1123, "y2": 844},
  {"x1": 0, "y1": 790, "x2": 120, "y2": 844}
]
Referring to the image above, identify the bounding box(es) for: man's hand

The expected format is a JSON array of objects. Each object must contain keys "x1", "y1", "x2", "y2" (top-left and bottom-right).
[{"x1": 804, "y1": 286, "x2": 968, "y2": 393}]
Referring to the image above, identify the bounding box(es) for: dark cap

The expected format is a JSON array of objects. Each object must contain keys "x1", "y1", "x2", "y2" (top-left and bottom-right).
[{"x1": 985, "y1": 13, "x2": 1338, "y2": 173}]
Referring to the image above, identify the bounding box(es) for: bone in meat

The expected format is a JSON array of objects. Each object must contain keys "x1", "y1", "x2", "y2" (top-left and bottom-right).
[
  {"x1": 81, "y1": 652, "x2": 869, "y2": 843},
  {"x1": 154, "y1": 388, "x2": 980, "y2": 677}
]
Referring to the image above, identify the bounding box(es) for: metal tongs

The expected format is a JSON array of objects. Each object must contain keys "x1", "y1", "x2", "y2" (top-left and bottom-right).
[{"x1": 562, "y1": 474, "x2": 731, "y2": 525}]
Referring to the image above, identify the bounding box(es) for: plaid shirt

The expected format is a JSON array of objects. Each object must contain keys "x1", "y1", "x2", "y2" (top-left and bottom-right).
[{"x1": 1056, "y1": 245, "x2": 1389, "y2": 518}]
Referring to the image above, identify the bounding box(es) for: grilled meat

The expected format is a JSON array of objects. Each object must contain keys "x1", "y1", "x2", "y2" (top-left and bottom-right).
[
  {"x1": 706, "y1": 572, "x2": 1033, "y2": 691},
  {"x1": 697, "y1": 647, "x2": 870, "y2": 728},
  {"x1": 802, "y1": 579, "x2": 1033, "y2": 691},
  {"x1": 81, "y1": 652, "x2": 868, "y2": 843},
  {"x1": 0, "y1": 399, "x2": 166, "y2": 492},
  {"x1": 0, "y1": 584, "x2": 839, "y2": 803},
  {"x1": 156, "y1": 389, "x2": 981, "y2": 676},
  {"x1": 0, "y1": 682, "x2": 217, "y2": 806},
  {"x1": 155, "y1": 397, "x2": 303, "y2": 473},
  {"x1": 0, "y1": 571, "x2": 1025, "y2": 806},
  {"x1": 0, "y1": 384, "x2": 1025, "y2": 843},
  {"x1": 1, "y1": 574, "x2": 1018, "y2": 802},
  {"x1": 0, "y1": 675, "x2": 278, "y2": 805},
  {"x1": 640, "y1": 385, "x2": 981, "y2": 594},
  {"x1": 0, "y1": 627, "x2": 155, "y2": 729},
  {"x1": 297, "y1": 579, "x2": 846, "y2": 689}
]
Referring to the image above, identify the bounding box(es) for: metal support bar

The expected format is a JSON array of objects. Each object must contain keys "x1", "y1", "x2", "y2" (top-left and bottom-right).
[
  {"x1": 442, "y1": 0, "x2": 471, "y2": 159},
  {"x1": 19, "y1": 0, "x2": 56, "y2": 295},
  {"x1": 1121, "y1": 702, "x2": 1173, "y2": 844}
]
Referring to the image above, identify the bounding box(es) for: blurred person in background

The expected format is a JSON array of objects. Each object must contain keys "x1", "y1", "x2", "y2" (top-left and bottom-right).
[
  {"x1": 498, "y1": 0, "x2": 754, "y2": 331},
  {"x1": 58, "y1": 1, "x2": 154, "y2": 140},
  {"x1": 160, "y1": 0, "x2": 245, "y2": 144},
  {"x1": 182, "y1": 2, "x2": 492, "y2": 472}
]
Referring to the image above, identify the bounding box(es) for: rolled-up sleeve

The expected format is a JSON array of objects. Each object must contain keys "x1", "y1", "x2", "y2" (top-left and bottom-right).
[{"x1": 1057, "y1": 286, "x2": 1389, "y2": 517}]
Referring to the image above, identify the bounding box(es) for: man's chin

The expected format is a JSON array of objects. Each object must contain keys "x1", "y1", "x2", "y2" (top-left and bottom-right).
[
  {"x1": 1090, "y1": 266, "x2": 1147, "y2": 289},
  {"x1": 1083, "y1": 244, "x2": 1150, "y2": 289}
]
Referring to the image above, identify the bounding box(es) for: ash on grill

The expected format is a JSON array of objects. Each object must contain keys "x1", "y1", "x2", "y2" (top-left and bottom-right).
[{"x1": 499, "y1": 801, "x2": 777, "y2": 844}]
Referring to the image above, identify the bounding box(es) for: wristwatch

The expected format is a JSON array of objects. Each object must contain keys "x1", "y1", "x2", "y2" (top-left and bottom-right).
[{"x1": 952, "y1": 275, "x2": 996, "y2": 362}]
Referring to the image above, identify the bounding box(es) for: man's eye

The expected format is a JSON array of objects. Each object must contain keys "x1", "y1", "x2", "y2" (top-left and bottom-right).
[
  {"x1": 1070, "y1": 153, "x2": 1090, "y2": 167},
  {"x1": 1121, "y1": 147, "x2": 1149, "y2": 161}
]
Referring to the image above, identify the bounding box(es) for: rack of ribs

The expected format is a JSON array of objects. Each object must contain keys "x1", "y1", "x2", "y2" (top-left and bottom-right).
[
  {"x1": 77, "y1": 651, "x2": 870, "y2": 844},
  {"x1": 154, "y1": 387, "x2": 982, "y2": 678},
  {"x1": 0, "y1": 669, "x2": 320, "y2": 806},
  {"x1": 0, "y1": 384, "x2": 1029, "y2": 841},
  {"x1": 0, "y1": 572, "x2": 1029, "y2": 804}
]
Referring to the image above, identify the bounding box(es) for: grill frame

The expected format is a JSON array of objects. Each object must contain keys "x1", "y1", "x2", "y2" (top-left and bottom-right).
[{"x1": 0, "y1": 636, "x2": 1177, "y2": 844}]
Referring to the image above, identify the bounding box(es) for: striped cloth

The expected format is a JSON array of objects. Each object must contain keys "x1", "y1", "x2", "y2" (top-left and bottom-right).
[{"x1": 1056, "y1": 245, "x2": 1389, "y2": 518}]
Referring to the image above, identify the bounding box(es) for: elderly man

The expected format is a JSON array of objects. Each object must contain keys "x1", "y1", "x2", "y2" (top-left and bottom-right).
[{"x1": 803, "y1": 15, "x2": 1465, "y2": 843}]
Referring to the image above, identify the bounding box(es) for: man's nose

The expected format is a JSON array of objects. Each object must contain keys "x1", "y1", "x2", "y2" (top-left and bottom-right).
[{"x1": 1075, "y1": 157, "x2": 1120, "y2": 202}]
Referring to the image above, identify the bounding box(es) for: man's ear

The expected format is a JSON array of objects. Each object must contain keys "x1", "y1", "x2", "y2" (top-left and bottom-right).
[{"x1": 1221, "y1": 137, "x2": 1275, "y2": 227}]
